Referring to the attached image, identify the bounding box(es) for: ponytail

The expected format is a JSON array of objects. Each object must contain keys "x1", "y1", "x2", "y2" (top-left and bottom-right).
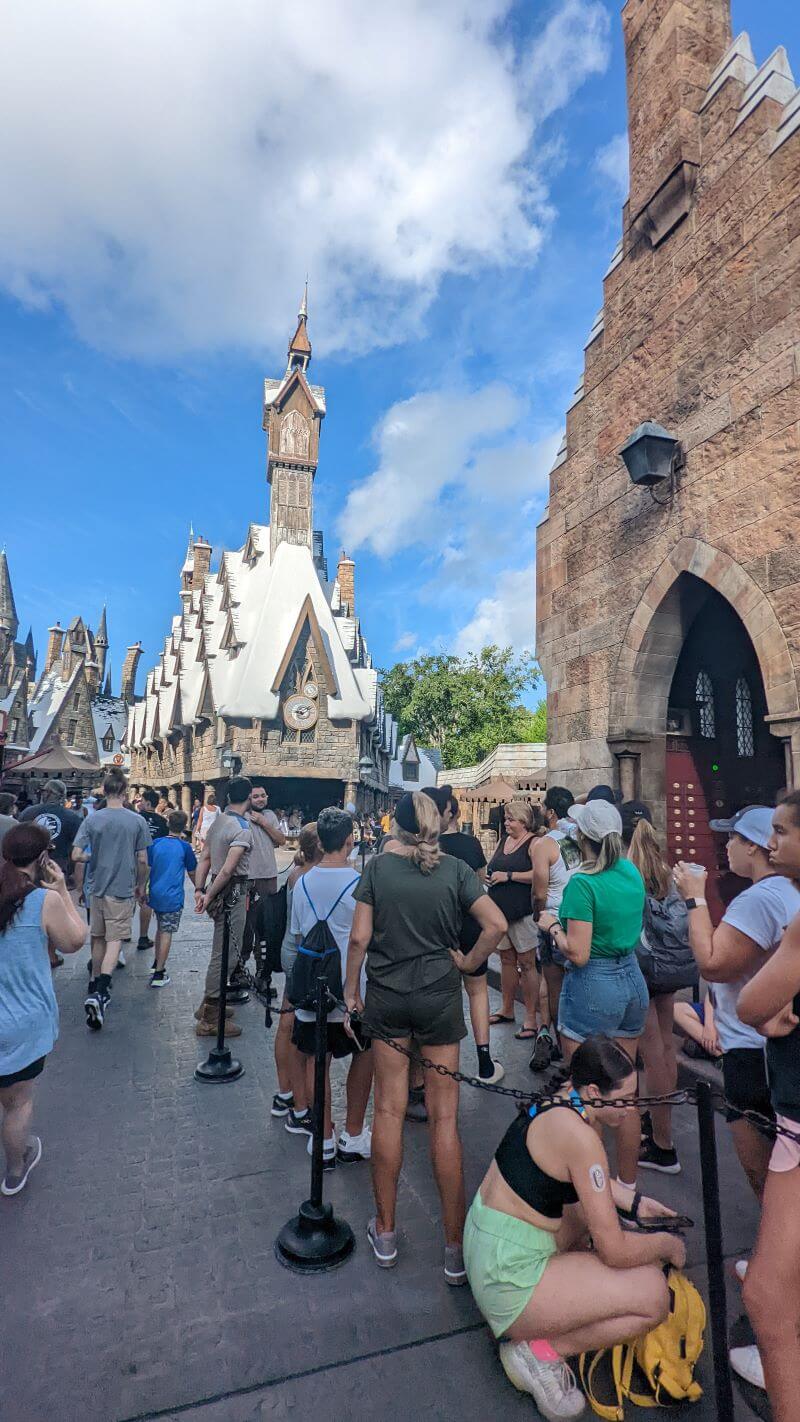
[{"x1": 393, "y1": 791, "x2": 442, "y2": 874}]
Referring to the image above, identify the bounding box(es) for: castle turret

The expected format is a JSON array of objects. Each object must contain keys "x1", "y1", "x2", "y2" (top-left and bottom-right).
[
  {"x1": 264, "y1": 292, "x2": 326, "y2": 561},
  {"x1": 95, "y1": 605, "x2": 109, "y2": 687},
  {"x1": 0, "y1": 550, "x2": 19, "y2": 657}
]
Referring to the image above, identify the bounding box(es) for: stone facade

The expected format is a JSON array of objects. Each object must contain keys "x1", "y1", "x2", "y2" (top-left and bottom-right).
[
  {"x1": 536, "y1": 0, "x2": 800, "y2": 837},
  {"x1": 128, "y1": 300, "x2": 396, "y2": 817}
]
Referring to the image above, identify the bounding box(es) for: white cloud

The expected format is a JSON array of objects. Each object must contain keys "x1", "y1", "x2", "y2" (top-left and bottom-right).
[
  {"x1": 394, "y1": 632, "x2": 417, "y2": 653},
  {"x1": 594, "y1": 133, "x2": 629, "y2": 198},
  {"x1": 0, "y1": 0, "x2": 611, "y2": 359},
  {"x1": 455, "y1": 562, "x2": 536, "y2": 654}
]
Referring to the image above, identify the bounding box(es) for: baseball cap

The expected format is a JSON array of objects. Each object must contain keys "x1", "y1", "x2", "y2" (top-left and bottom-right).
[
  {"x1": 709, "y1": 805, "x2": 774, "y2": 850},
  {"x1": 422, "y1": 785, "x2": 452, "y2": 816},
  {"x1": 620, "y1": 799, "x2": 653, "y2": 840},
  {"x1": 569, "y1": 800, "x2": 623, "y2": 841},
  {"x1": 586, "y1": 783, "x2": 618, "y2": 805}
]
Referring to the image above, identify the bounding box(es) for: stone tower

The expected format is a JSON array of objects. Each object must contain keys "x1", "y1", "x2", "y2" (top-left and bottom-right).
[
  {"x1": 95, "y1": 605, "x2": 109, "y2": 690},
  {"x1": 263, "y1": 288, "x2": 326, "y2": 562},
  {"x1": 0, "y1": 549, "x2": 19, "y2": 658}
]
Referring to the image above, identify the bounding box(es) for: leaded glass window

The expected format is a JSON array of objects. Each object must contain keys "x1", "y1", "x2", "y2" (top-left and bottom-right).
[
  {"x1": 736, "y1": 677, "x2": 754, "y2": 758},
  {"x1": 695, "y1": 671, "x2": 715, "y2": 739}
]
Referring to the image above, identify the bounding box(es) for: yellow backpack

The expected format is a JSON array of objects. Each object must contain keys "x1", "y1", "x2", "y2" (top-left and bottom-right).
[{"x1": 579, "y1": 1270, "x2": 706, "y2": 1419}]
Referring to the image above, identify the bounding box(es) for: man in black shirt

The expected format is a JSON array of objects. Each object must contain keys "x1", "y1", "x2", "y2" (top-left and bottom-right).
[
  {"x1": 135, "y1": 788, "x2": 168, "y2": 950},
  {"x1": 20, "y1": 779, "x2": 82, "y2": 873},
  {"x1": 423, "y1": 787, "x2": 503, "y2": 1085}
]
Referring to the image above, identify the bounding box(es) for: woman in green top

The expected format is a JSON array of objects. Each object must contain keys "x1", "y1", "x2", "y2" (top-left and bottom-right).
[
  {"x1": 344, "y1": 791, "x2": 506, "y2": 1284},
  {"x1": 538, "y1": 798, "x2": 648, "y2": 1192}
]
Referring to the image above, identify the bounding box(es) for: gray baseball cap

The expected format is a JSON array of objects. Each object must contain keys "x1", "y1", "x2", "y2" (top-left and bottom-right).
[{"x1": 709, "y1": 805, "x2": 774, "y2": 850}]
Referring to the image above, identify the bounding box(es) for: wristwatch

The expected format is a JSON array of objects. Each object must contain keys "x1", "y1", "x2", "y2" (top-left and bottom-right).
[{"x1": 685, "y1": 898, "x2": 707, "y2": 910}]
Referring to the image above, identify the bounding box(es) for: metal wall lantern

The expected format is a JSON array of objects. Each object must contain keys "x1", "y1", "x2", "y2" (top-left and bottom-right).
[{"x1": 620, "y1": 421, "x2": 684, "y2": 491}]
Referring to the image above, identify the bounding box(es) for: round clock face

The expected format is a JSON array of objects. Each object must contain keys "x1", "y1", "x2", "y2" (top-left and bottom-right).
[
  {"x1": 283, "y1": 694, "x2": 319, "y2": 730},
  {"x1": 304, "y1": 682, "x2": 319, "y2": 700}
]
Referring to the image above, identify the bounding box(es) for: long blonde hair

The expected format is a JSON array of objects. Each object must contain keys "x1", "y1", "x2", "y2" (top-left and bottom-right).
[
  {"x1": 627, "y1": 818, "x2": 671, "y2": 899},
  {"x1": 393, "y1": 792, "x2": 441, "y2": 875},
  {"x1": 577, "y1": 830, "x2": 623, "y2": 876}
]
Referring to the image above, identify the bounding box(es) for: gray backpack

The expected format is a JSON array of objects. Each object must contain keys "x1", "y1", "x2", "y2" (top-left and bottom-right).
[{"x1": 637, "y1": 886, "x2": 698, "y2": 993}]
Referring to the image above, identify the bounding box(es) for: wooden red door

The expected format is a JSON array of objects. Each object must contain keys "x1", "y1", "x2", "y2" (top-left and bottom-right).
[{"x1": 665, "y1": 740, "x2": 727, "y2": 923}]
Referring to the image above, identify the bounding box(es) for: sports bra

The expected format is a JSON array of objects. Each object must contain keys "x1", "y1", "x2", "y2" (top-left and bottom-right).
[{"x1": 494, "y1": 1091, "x2": 589, "y2": 1218}]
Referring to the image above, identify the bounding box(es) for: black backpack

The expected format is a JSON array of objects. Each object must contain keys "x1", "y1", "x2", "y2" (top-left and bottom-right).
[
  {"x1": 256, "y1": 882, "x2": 288, "y2": 974},
  {"x1": 286, "y1": 876, "x2": 358, "y2": 1011}
]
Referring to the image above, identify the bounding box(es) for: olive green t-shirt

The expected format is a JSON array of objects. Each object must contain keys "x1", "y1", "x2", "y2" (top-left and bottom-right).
[
  {"x1": 353, "y1": 852, "x2": 482, "y2": 993},
  {"x1": 559, "y1": 858, "x2": 645, "y2": 958}
]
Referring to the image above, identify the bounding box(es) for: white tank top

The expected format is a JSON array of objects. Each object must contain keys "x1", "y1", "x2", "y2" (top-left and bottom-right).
[{"x1": 544, "y1": 830, "x2": 569, "y2": 911}]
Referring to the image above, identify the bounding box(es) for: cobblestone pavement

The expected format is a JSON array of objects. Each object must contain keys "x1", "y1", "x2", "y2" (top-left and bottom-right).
[{"x1": 1, "y1": 897, "x2": 763, "y2": 1421}]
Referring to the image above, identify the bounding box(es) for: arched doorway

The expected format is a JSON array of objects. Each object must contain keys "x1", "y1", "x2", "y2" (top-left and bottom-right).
[{"x1": 664, "y1": 579, "x2": 786, "y2": 918}]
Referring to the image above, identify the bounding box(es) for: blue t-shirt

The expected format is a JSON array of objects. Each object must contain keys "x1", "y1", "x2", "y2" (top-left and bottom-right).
[{"x1": 147, "y1": 837, "x2": 197, "y2": 912}]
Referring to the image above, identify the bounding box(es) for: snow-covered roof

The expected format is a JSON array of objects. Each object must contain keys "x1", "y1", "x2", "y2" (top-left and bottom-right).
[
  {"x1": 92, "y1": 695, "x2": 130, "y2": 765},
  {"x1": 28, "y1": 663, "x2": 83, "y2": 752},
  {"x1": 264, "y1": 375, "x2": 326, "y2": 415},
  {"x1": 389, "y1": 734, "x2": 438, "y2": 792}
]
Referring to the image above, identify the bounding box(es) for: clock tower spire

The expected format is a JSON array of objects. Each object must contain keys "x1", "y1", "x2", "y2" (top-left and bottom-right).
[{"x1": 263, "y1": 292, "x2": 326, "y2": 560}]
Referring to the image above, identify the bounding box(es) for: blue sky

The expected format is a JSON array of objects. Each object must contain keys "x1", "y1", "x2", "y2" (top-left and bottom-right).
[{"x1": 1, "y1": 0, "x2": 797, "y2": 702}]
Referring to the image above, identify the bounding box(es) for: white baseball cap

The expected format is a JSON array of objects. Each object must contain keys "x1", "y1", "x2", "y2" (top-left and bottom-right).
[{"x1": 569, "y1": 800, "x2": 623, "y2": 841}]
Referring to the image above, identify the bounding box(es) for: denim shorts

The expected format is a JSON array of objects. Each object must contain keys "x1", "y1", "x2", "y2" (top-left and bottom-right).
[{"x1": 558, "y1": 955, "x2": 649, "y2": 1043}]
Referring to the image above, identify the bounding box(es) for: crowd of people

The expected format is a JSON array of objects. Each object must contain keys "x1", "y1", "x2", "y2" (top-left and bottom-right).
[{"x1": 2, "y1": 767, "x2": 800, "y2": 1420}]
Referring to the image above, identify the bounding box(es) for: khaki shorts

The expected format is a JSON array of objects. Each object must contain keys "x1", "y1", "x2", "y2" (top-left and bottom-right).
[
  {"x1": 89, "y1": 895, "x2": 135, "y2": 942},
  {"x1": 501, "y1": 915, "x2": 540, "y2": 957}
]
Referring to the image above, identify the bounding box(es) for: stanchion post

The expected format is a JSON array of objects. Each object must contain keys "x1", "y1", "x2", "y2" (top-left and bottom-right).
[
  {"x1": 696, "y1": 1080, "x2": 735, "y2": 1421},
  {"x1": 275, "y1": 969, "x2": 355, "y2": 1272},
  {"x1": 195, "y1": 897, "x2": 244, "y2": 1084}
]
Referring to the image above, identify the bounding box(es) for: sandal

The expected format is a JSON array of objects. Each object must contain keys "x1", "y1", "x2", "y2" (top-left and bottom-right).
[
  {"x1": 489, "y1": 1013, "x2": 515, "y2": 1026},
  {"x1": 617, "y1": 1190, "x2": 693, "y2": 1233},
  {"x1": 514, "y1": 1026, "x2": 537, "y2": 1041}
]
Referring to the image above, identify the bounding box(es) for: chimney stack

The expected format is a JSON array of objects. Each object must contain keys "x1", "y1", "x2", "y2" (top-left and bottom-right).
[
  {"x1": 337, "y1": 553, "x2": 355, "y2": 617},
  {"x1": 623, "y1": 0, "x2": 732, "y2": 245},
  {"x1": 45, "y1": 622, "x2": 64, "y2": 675},
  {"x1": 120, "y1": 642, "x2": 143, "y2": 703},
  {"x1": 192, "y1": 537, "x2": 212, "y2": 592}
]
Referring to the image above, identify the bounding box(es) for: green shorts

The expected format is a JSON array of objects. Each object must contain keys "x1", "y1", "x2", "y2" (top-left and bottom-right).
[
  {"x1": 463, "y1": 1191, "x2": 557, "y2": 1338},
  {"x1": 362, "y1": 977, "x2": 466, "y2": 1047}
]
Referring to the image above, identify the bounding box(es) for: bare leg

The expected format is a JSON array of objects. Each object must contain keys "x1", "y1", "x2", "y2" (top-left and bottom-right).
[
  {"x1": 423, "y1": 1043, "x2": 465, "y2": 1245},
  {"x1": 139, "y1": 904, "x2": 153, "y2": 941},
  {"x1": 613, "y1": 1037, "x2": 641, "y2": 1186},
  {"x1": 99, "y1": 937, "x2": 123, "y2": 975},
  {"x1": 90, "y1": 934, "x2": 107, "y2": 977},
  {"x1": 0, "y1": 1081, "x2": 35, "y2": 1178},
  {"x1": 538, "y1": 972, "x2": 552, "y2": 1030},
  {"x1": 498, "y1": 944, "x2": 518, "y2": 1019},
  {"x1": 543, "y1": 962, "x2": 564, "y2": 1031},
  {"x1": 505, "y1": 1251, "x2": 669, "y2": 1355},
  {"x1": 744, "y1": 1166, "x2": 800, "y2": 1422},
  {"x1": 730, "y1": 1119, "x2": 771, "y2": 1201},
  {"x1": 371, "y1": 1039, "x2": 410, "y2": 1234},
  {"x1": 640, "y1": 996, "x2": 677, "y2": 1148},
  {"x1": 154, "y1": 929, "x2": 172, "y2": 972},
  {"x1": 345, "y1": 1048, "x2": 374, "y2": 1136},
  {"x1": 464, "y1": 972, "x2": 491, "y2": 1048},
  {"x1": 274, "y1": 999, "x2": 297, "y2": 1096},
  {"x1": 516, "y1": 951, "x2": 540, "y2": 1033}
]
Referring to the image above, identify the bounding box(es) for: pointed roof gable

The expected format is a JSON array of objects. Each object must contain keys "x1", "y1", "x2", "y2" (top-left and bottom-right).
[{"x1": 271, "y1": 594, "x2": 337, "y2": 695}]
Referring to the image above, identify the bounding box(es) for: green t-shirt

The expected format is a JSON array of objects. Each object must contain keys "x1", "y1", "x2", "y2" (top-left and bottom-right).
[
  {"x1": 353, "y1": 851, "x2": 482, "y2": 993},
  {"x1": 559, "y1": 858, "x2": 645, "y2": 958}
]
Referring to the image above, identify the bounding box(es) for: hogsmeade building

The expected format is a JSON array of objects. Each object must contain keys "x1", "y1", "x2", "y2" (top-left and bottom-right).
[
  {"x1": 127, "y1": 298, "x2": 398, "y2": 818},
  {"x1": 536, "y1": 0, "x2": 800, "y2": 918}
]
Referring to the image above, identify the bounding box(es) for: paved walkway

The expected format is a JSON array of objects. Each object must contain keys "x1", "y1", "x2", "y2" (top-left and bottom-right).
[{"x1": 1, "y1": 901, "x2": 765, "y2": 1422}]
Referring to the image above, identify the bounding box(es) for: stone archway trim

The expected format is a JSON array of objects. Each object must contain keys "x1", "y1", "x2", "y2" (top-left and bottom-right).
[{"x1": 611, "y1": 537, "x2": 800, "y2": 729}]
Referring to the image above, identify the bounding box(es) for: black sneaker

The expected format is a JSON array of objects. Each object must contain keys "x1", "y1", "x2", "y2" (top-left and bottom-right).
[
  {"x1": 149, "y1": 970, "x2": 170, "y2": 988},
  {"x1": 405, "y1": 1087, "x2": 428, "y2": 1123},
  {"x1": 271, "y1": 1091, "x2": 294, "y2": 1118},
  {"x1": 285, "y1": 1108, "x2": 312, "y2": 1136},
  {"x1": 529, "y1": 1027, "x2": 555, "y2": 1073},
  {"x1": 638, "y1": 1137, "x2": 681, "y2": 1174},
  {"x1": 136, "y1": 936, "x2": 152, "y2": 951},
  {"x1": 85, "y1": 991, "x2": 104, "y2": 1031}
]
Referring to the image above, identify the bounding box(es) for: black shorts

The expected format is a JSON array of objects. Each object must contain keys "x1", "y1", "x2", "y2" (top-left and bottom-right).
[
  {"x1": 722, "y1": 1048, "x2": 775, "y2": 1135},
  {"x1": 291, "y1": 1019, "x2": 370, "y2": 1059},
  {"x1": 363, "y1": 978, "x2": 467, "y2": 1047},
  {"x1": 0, "y1": 1055, "x2": 46, "y2": 1089},
  {"x1": 466, "y1": 958, "x2": 488, "y2": 979}
]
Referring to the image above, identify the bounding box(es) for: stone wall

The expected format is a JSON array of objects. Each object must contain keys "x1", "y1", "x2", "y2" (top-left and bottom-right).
[{"x1": 536, "y1": 0, "x2": 800, "y2": 798}]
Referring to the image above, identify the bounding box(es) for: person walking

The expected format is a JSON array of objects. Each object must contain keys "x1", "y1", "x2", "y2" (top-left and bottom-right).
[
  {"x1": 193, "y1": 778, "x2": 253, "y2": 1037},
  {"x1": 0, "y1": 824, "x2": 87, "y2": 1194},
  {"x1": 289, "y1": 807, "x2": 373, "y2": 1167},
  {"x1": 134, "y1": 788, "x2": 168, "y2": 952},
  {"x1": 195, "y1": 790, "x2": 221, "y2": 852},
  {"x1": 537, "y1": 799, "x2": 648, "y2": 1199},
  {"x1": 272, "y1": 823, "x2": 321, "y2": 1133},
  {"x1": 146, "y1": 810, "x2": 197, "y2": 987},
  {"x1": 487, "y1": 802, "x2": 543, "y2": 1040},
  {"x1": 344, "y1": 791, "x2": 506, "y2": 1283},
  {"x1": 434, "y1": 789, "x2": 504, "y2": 1085},
  {"x1": 736, "y1": 793, "x2": 800, "y2": 1420},
  {"x1": 72, "y1": 769, "x2": 150, "y2": 1031},
  {"x1": 240, "y1": 784, "x2": 286, "y2": 983},
  {"x1": 20, "y1": 779, "x2": 82, "y2": 875}
]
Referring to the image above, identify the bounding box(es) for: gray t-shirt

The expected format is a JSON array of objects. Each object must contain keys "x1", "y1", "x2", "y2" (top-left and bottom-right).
[
  {"x1": 207, "y1": 809, "x2": 253, "y2": 878},
  {"x1": 74, "y1": 807, "x2": 151, "y2": 900},
  {"x1": 246, "y1": 809, "x2": 279, "y2": 879}
]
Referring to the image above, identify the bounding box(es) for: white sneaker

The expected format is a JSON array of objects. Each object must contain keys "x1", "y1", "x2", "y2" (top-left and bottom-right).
[
  {"x1": 729, "y1": 1344, "x2": 765, "y2": 1390},
  {"x1": 307, "y1": 1132, "x2": 336, "y2": 1161},
  {"x1": 734, "y1": 1259, "x2": 748, "y2": 1283},
  {"x1": 499, "y1": 1341, "x2": 586, "y2": 1419},
  {"x1": 337, "y1": 1127, "x2": 372, "y2": 1163},
  {"x1": 116, "y1": 949, "x2": 126, "y2": 968}
]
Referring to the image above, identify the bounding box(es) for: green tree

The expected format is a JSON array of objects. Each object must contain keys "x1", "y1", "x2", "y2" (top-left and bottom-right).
[{"x1": 380, "y1": 646, "x2": 543, "y2": 770}]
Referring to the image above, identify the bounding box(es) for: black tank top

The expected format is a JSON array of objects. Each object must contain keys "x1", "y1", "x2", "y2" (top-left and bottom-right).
[
  {"x1": 767, "y1": 991, "x2": 800, "y2": 1123},
  {"x1": 494, "y1": 1095, "x2": 586, "y2": 1218},
  {"x1": 488, "y1": 835, "x2": 534, "y2": 923}
]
